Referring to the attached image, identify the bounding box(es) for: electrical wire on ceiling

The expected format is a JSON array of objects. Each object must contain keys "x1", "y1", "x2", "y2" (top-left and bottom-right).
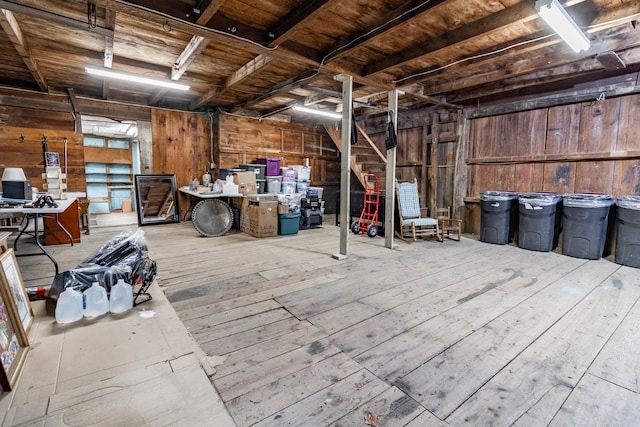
[{"x1": 393, "y1": 13, "x2": 640, "y2": 84}]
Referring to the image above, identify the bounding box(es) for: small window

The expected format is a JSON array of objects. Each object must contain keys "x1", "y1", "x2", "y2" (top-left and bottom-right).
[
  {"x1": 84, "y1": 137, "x2": 104, "y2": 147},
  {"x1": 108, "y1": 139, "x2": 130, "y2": 149}
]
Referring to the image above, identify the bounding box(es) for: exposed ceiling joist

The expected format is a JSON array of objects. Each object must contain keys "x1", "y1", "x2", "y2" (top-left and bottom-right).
[
  {"x1": 267, "y1": 0, "x2": 334, "y2": 47},
  {"x1": 0, "y1": 8, "x2": 47, "y2": 91},
  {"x1": 0, "y1": 0, "x2": 113, "y2": 37}
]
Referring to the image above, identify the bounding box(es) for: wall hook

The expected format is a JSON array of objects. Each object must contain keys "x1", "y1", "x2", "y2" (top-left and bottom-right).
[{"x1": 20, "y1": 133, "x2": 25, "y2": 143}]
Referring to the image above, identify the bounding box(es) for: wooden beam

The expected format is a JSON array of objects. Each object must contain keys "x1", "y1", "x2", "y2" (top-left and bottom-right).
[
  {"x1": 428, "y1": 113, "x2": 438, "y2": 216},
  {"x1": 363, "y1": 1, "x2": 538, "y2": 76},
  {"x1": 467, "y1": 150, "x2": 640, "y2": 165},
  {"x1": 402, "y1": 85, "x2": 461, "y2": 110},
  {"x1": 0, "y1": 0, "x2": 113, "y2": 37},
  {"x1": 0, "y1": 9, "x2": 47, "y2": 91},
  {"x1": 267, "y1": 0, "x2": 334, "y2": 47},
  {"x1": 465, "y1": 80, "x2": 640, "y2": 119},
  {"x1": 193, "y1": 0, "x2": 225, "y2": 25},
  {"x1": 103, "y1": 8, "x2": 116, "y2": 68},
  {"x1": 66, "y1": 88, "x2": 82, "y2": 132},
  {"x1": 172, "y1": 35, "x2": 208, "y2": 80},
  {"x1": 224, "y1": 55, "x2": 274, "y2": 88}
]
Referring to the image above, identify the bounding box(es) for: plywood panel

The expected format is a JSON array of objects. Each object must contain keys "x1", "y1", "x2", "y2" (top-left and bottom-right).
[
  {"x1": 496, "y1": 112, "x2": 518, "y2": 157},
  {"x1": 578, "y1": 98, "x2": 620, "y2": 153},
  {"x1": 468, "y1": 116, "x2": 490, "y2": 159},
  {"x1": 545, "y1": 104, "x2": 580, "y2": 155}
]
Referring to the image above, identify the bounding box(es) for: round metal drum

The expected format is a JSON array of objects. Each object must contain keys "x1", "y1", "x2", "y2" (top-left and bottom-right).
[{"x1": 191, "y1": 199, "x2": 234, "y2": 237}]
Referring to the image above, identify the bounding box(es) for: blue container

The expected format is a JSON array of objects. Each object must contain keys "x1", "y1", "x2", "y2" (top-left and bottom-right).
[
  {"x1": 518, "y1": 193, "x2": 563, "y2": 252},
  {"x1": 278, "y1": 212, "x2": 300, "y2": 235},
  {"x1": 562, "y1": 194, "x2": 615, "y2": 260}
]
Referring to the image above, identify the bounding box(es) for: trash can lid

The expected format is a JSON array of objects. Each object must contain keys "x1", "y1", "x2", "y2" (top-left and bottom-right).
[
  {"x1": 563, "y1": 193, "x2": 615, "y2": 208},
  {"x1": 518, "y1": 192, "x2": 562, "y2": 206},
  {"x1": 617, "y1": 195, "x2": 640, "y2": 210},
  {"x1": 480, "y1": 191, "x2": 519, "y2": 201}
]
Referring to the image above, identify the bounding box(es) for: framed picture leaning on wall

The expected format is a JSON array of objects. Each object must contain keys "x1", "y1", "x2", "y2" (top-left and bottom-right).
[{"x1": 0, "y1": 249, "x2": 31, "y2": 392}]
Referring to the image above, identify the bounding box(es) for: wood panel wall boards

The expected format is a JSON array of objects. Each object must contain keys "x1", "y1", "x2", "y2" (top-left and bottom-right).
[
  {"x1": 0, "y1": 106, "x2": 75, "y2": 131},
  {"x1": 545, "y1": 104, "x2": 580, "y2": 155},
  {"x1": 151, "y1": 110, "x2": 211, "y2": 219},
  {"x1": 0, "y1": 126, "x2": 85, "y2": 193},
  {"x1": 617, "y1": 95, "x2": 640, "y2": 151},
  {"x1": 578, "y1": 98, "x2": 620, "y2": 153},
  {"x1": 612, "y1": 160, "x2": 640, "y2": 196}
]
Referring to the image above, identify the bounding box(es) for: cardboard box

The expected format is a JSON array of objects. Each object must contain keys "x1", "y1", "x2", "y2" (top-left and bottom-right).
[
  {"x1": 278, "y1": 204, "x2": 289, "y2": 214},
  {"x1": 240, "y1": 198, "x2": 277, "y2": 237},
  {"x1": 233, "y1": 172, "x2": 257, "y2": 195}
]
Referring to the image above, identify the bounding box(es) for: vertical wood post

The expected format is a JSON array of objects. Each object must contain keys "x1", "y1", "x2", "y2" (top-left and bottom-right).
[
  {"x1": 453, "y1": 110, "x2": 468, "y2": 222},
  {"x1": 333, "y1": 74, "x2": 352, "y2": 259},
  {"x1": 429, "y1": 112, "x2": 439, "y2": 216},
  {"x1": 385, "y1": 89, "x2": 401, "y2": 249}
]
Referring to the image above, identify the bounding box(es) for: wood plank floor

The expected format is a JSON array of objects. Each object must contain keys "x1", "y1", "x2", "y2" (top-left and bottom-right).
[{"x1": 14, "y1": 214, "x2": 640, "y2": 426}]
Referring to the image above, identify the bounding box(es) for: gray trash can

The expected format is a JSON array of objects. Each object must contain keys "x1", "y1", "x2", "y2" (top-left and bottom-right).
[
  {"x1": 615, "y1": 196, "x2": 640, "y2": 268},
  {"x1": 480, "y1": 191, "x2": 519, "y2": 245},
  {"x1": 518, "y1": 193, "x2": 563, "y2": 252},
  {"x1": 562, "y1": 194, "x2": 615, "y2": 260}
]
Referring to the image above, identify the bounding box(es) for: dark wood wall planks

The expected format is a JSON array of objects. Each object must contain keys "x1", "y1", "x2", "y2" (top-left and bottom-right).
[
  {"x1": 464, "y1": 93, "x2": 640, "y2": 234},
  {"x1": 0, "y1": 126, "x2": 85, "y2": 192}
]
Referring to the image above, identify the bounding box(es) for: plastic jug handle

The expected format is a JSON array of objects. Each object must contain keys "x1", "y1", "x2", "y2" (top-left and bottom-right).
[{"x1": 491, "y1": 203, "x2": 499, "y2": 207}]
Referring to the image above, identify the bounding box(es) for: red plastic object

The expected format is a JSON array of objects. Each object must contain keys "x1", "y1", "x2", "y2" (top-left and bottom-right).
[{"x1": 352, "y1": 174, "x2": 381, "y2": 238}]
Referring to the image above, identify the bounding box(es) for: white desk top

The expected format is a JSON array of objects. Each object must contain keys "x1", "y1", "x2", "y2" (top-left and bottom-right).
[
  {"x1": 179, "y1": 187, "x2": 243, "y2": 198},
  {"x1": 0, "y1": 197, "x2": 77, "y2": 214}
]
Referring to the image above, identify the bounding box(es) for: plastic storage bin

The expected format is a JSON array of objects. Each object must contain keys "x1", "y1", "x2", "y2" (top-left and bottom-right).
[
  {"x1": 256, "y1": 179, "x2": 266, "y2": 194},
  {"x1": 518, "y1": 193, "x2": 563, "y2": 252},
  {"x1": 282, "y1": 167, "x2": 297, "y2": 182},
  {"x1": 219, "y1": 168, "x2": 245, "y2": 180},
  {"x1": 562, "y1": 194, "x2": 615, "y2": 260},
  {"x1": 279, "y1": 212, "x2": 301, "y2": 235},
  {"x1": 615, "y1": 195, "x2": 640, "y2": 268},
  {"x1": 256, "y1": 158, "x2": 281, "y2": 177},
  {"x1": 281, "y1": 181, "x2": 296, "y2": 194},
  {"x1": 307, "y1": 187, "x2": 323, "y2": 199},
  {"x1": 292, "y1": 165, "x2": 311, "y2": 180},
  {"x1": 239, "y1": 164, "x2": 266, "y2": 180},
  {"x1": 480, "y1": 191, "x2": 519, "y2": 245},
  {"x1": 266, "y1": 176, "x2": 282, "y2": 193},
  {"x1": 296, "y1": 180, "x2": 310, "y2": 194}
]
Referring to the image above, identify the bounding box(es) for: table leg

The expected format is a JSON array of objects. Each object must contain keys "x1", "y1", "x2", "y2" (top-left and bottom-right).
[
  {"x1": 14, "y1": 213, "x2": 59, "y2": 275},
  {"x1": 13, "y1": 213, "x2": 30, "y2": 252},
  {"x1": 52, "y1": 213, "x2": 74, "y2": 246}
]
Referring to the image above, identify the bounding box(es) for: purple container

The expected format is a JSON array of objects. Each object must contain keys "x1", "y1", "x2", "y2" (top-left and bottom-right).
[{"x1": 256, "y1": 158, "x2": 281, "y2": 177}]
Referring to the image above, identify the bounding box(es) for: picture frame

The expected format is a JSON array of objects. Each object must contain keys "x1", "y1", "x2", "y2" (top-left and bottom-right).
[
  {"x1": 45, "y1": 151, "x2": 61, "y2": 167},
  {"x1": 0, "y1": 250, "x2": 34, "y2": 335},
  {"x1": 0, "y1": 249, "x2": 30, "y2": 392},
  {"x1": 134, "y1": 174, "x2": 180, "y2": 226}
]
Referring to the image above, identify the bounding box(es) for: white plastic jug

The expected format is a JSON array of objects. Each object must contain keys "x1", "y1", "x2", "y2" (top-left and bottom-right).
[
  {"x1": 109, "y1": 279, "x2": 133, "y2": 314},
  {"x1": 83, "y1": 282, "x2": 109, "y2": 317},
  {"x1": 55, "y1": 287, "x2": 84, "y2": 324}
]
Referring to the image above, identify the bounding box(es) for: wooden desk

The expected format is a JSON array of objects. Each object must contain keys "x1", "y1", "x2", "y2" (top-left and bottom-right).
[{"x1": 0, "y1": 197, "x2": 77, "y2": 274}]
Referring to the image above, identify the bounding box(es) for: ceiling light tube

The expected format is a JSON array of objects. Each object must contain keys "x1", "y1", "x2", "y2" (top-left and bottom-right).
[
  {"x1": 535, "y1": 0, "x2": 590, "y2": 53},
  {"x1": 85, "y1": 65, "x2": 190, "y2": 91},
  {"x1": 291, "y1": 104, "x2": 342, "y2": 120}
]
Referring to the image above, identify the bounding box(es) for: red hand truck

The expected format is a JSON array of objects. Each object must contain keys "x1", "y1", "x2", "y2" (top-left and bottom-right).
[{"x1": 351, "y1": 173, "x2": 380, "y2": 238}]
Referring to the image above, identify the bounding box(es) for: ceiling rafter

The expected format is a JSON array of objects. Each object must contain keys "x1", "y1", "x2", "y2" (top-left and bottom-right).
[
  {"x1": 0, "y1": 8, "x2": 47, "y2": 91},
  {"x1": 102, "y1": 8, "x2": 116, "y2": 98},
  {"x1": 321, "y1": 0, "x2": 448, "y2": 64},
  {"x1": 267, "y1": 0, "x2": 335, "y2": 47},
  {"x1": 363, "y1": 1, "x2": 539, "y2": 77},
  {"x1": 0, "y1": 0, "x2": 113, "y2": 37},
  {"x1": 172, "y1": 0, "x2": 225, "y2": 80}
]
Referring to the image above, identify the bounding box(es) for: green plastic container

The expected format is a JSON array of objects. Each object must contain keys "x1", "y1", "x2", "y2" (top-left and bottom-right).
[{"x1": 278, "y1": 212, "x2": 300, "y2": 235}]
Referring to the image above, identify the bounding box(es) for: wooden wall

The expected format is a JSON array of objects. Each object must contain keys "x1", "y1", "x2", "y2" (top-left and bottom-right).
[
  {"x1": 0, "y1": 126, "x2": 85, "y2": 193},
  {"x1": 360, "y1": 110, "x2": 461, "y2": 215},
  {"x1": 151, "y1": 109, "x2": 211, "y2": 218},
  {"x1": 464, "y1": 93, "x2": 640, "y2": 234}
]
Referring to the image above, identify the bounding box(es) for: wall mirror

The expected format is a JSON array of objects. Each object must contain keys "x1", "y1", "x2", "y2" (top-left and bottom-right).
[{"x1": 134, "y1": 174, "x2": 180, "y2": 225}]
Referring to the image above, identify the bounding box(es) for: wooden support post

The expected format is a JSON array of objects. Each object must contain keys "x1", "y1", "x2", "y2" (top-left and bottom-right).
[
  {"x1": 429, "y1": 112, "x2": 439, "y2": 216},
  {"x1": 421, "y1": 124, "x2": 429, "y2": 208},
  {"x1": 385, "y1": 89, "x2": 401, "y2": 249},
  {"x1": 333, "y1": 74, "x2": 352, "y2": 260},
  {"x1": 453, "y1": 110, "x2": 468, "y2": 222}
]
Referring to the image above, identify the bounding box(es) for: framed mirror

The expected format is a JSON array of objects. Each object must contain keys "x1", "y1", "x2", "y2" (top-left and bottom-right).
[{"x1": 134, "y1": 174, "x2": 180, "y2": 225}]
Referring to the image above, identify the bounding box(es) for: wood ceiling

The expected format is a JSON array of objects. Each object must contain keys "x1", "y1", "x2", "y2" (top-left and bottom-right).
[{"x1": 0, "y1": 0, "x2": 639, "y2": 126}]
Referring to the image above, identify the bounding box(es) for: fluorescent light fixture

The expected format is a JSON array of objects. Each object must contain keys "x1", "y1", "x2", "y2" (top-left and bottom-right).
[
  {"x1": 535, "y1": 0, "x2": 590, "y2": 53},
  {"x1": 291, "y1": 104, "x2": 342, "y2": 120},
  {"x1": 85, "y1": 65, "x2": 190, "y2": 91}
]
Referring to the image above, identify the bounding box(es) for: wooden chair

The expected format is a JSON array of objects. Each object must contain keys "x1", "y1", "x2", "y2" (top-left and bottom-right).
[
  {"x1": 395, "y1": 179, "x2": 440, "y2": 242},
  {"x1": 436, "y1": 206, "x2": 462, "y2": 241}
]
